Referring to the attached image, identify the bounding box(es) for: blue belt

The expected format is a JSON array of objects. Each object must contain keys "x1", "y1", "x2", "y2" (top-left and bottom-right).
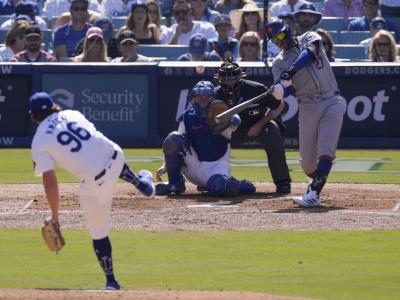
[{"x1": 94, "y1": 150, "x2": 118, "y2": 181}]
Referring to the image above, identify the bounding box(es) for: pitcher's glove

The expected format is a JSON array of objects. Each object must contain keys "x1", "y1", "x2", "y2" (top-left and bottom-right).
[
  {"x1": 41, "y1": 218, "x2": 65, "y2": 252},
  {"x1": 207, "y1": 100, "x2": 230, "y2": 134}
]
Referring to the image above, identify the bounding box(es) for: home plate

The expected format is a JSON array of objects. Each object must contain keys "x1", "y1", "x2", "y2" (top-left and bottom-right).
[
  {"x1": 187, "y1": 204, "x2": 239, "y2": 208},
  {"x1": 393, "y1": 201, "x2": 400, "y2": 212}
]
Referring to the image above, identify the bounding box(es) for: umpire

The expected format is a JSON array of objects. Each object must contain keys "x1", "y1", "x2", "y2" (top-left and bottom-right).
[{"x1": 214, "y1": 59, "x2": 292, "y2": 194}]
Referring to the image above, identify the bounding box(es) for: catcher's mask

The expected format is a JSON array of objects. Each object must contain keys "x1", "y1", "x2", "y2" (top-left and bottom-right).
[
  {"x1": 214, "y1": 58, "x2": 246, "y2": 95},
  {"x1": 265, "y1": 18, "x2": 295, "y2": 49},
  {"x1": 191, "y1": 80, "x2": 215, "y2": 110}
]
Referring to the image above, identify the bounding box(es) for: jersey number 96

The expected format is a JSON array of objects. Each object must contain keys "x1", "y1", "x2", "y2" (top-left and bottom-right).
[{"x1": 57, "y1": 122, "x2": 91, "y2": 152}]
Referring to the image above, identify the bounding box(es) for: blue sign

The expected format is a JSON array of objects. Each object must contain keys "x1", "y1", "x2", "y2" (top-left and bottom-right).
[{"x1": 41, "y1": 74, "x2": 149, "y2": 137}]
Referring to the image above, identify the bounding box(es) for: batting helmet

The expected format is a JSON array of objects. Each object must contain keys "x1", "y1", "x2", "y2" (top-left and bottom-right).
[
  {"x1": 265, "y1": 18, "x2": 290, "y2": 42},
  {"x1": 191, "y1": 80, "x2": 215, "y2": 97}
]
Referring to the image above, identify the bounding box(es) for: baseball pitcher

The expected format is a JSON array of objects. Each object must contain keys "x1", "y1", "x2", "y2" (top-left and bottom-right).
[
  {"x1": 265, "y1": 19, "x2": 346, "y2": 207},
  {"x1": 30, "y1": 92, "x2": 155, "y2": 290},
  {"x1": 156, "y1": 80, "x2": 256, "y2": 197}
]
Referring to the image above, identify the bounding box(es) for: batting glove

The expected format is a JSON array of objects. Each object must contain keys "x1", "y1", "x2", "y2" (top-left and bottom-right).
[
  {"x1": 280, "y1": 68, "x2": 297, "y2": 81},
  {"x1": 230, "y1": 114, "x2": 241, "y2": 128}
]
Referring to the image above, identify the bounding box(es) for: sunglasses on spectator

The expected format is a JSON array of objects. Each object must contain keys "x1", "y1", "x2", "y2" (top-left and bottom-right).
[
  {"x1": 26, "y1": 35, "x2": 41, "y2": 41},
  {"x1": 121, "y1": 40, "x2": 136, "y2": 46},
  {"x1": 241, "y1": 41, "x2": 258, "y2": 47},
  {"x1": 243, "y1": 11, "x2": 259, "y2": 17},
  {"x1": 173, "y1": 9, "x2": 190, "y2": 16},
  {"x1": 271, "y1": 31, "x2": 286, "y2": 44},
  {"x1": 148, "y1": 9, "x2": 158, "y2": 15},
  {"x1": 71, "y1": 6, "x2": 87, "y2": 11},
  {"x1": 376, "y1": 42, "x2": 389, "y2": 47}
]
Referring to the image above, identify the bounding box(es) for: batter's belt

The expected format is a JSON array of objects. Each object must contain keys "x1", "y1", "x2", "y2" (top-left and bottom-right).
[{"x1": 300, "y1": 91, "x2": 339, "y2": 103}]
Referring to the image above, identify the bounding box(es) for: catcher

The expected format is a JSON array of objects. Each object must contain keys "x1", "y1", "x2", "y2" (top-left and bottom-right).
[{"x1": 156, "y1": 80, "x2": 256, "y2": 197}]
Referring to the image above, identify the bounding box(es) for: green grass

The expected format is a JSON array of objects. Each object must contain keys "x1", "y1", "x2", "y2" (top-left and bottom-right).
[
  {"x1": 0, "y1": 229, "x2": 399, "y2": 300},
  {"x1": 2, "y1": 148, "x2": 399, "y2": 184}
]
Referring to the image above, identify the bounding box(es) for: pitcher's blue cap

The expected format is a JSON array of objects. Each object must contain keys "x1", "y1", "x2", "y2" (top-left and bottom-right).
[{"x1": 29, "y1": 92, "x2": 54, "y2": 113}]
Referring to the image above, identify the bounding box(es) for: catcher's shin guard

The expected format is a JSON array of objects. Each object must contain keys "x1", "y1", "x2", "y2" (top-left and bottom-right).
[
  {"x1": 163, "y1": 132, "x2": 186, "y2": 186},
  {"x1": 206, "y1": 174, "x2": 240, "y2": 197}
]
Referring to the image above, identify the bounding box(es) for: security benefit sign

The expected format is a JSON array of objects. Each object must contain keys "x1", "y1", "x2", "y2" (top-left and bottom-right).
[
  {"x1": 42, "y1": 74, "x2": 149, "y2": 137},
  {"x1": 0, "y1": 75, "x2": 31, "y2": 139}
]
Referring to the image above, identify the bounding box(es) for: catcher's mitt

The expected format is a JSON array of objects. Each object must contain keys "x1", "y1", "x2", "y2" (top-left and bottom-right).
[
  {"x1": 41, "y1": 218, "x2": 65, "y2": 252},
  {"x1": 207, "y1": 100, "x2": 230, "y2": 134}
]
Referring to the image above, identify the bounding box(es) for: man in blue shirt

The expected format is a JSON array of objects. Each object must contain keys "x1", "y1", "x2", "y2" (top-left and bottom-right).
[
  {"x1": 348, "y1": 0, "x2": 398, "y2": 41},
  {"x1": 177, "y1": 33, "x2": 222, "y2": 61},
  {"x1": 53, "y1": 0, "x2": 92, "y2": 59}
]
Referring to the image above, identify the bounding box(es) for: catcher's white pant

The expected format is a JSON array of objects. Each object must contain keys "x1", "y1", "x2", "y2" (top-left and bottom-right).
[
  {"x1": 78, "y1": 145, "x2": 125, "y2": 239},
  {"x1": 182, "y1": 146, "x2": 231, "y2": 187}
]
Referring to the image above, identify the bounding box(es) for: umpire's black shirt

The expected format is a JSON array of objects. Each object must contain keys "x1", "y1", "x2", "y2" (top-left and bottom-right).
[{"x1": 215, "y1": 79, "x2": 280, "y2": 130}]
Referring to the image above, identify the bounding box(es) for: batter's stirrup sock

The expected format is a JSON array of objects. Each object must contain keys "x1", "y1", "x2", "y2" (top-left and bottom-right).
[
  {"x1": 310, "y1": 175, "x2": 327, "y2": 194},
  {"x1": 93, "y1": 237, "x2": 116, "y2": 283},
  {"x1": 317, "y1": 156, "x2": 333, "y2": 176},
  {"x1": 119, "y1": 163, "x2": 141, "y2": 187}
]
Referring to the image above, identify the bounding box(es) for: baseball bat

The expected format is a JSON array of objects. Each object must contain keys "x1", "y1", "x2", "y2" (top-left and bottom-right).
[{"x1": 215, "y1": 87, "x2": 272, "y2": 123}]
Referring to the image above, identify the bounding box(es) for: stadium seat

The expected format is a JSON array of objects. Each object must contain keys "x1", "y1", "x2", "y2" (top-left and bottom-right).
[
  {"x1": 327, "y1": 30, "x2": 340, "y2": 44},
  {"x1": 339, "y1": 31, "x2": 370, "y2": 44},
  {"x1": 138, "y1": 45, "x2": 189, "y2": 60},
  {"x1": 334, "y1": 44, "x2": 365, "y2": 60},
  {"x1": 112, "y1": 17, "x2": 127, "y2": 30},
  {"x1": 319, "y1": 17, "x2": 345, "y2": 31}
]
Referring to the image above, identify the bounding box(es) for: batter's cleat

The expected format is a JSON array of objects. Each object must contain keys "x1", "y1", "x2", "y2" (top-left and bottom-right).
[
  {"x1": 239, "y1": 180, "x2": 256, "y2": 194},
  {"x1": 293, "y1": 187, "x2": 320, "y2": 207},
  {"x1": 156, "y1": 181, "x2": 186, "y2": 196},
  {"x1": 276, "y1": 184, "x2": 291, "y2": 194},
  {"x1": 136, "y1": 170, "x2": 155, "y2": 198},
  {"x1": 104, "y1": 280, "x2": 120, "y2": 290}
]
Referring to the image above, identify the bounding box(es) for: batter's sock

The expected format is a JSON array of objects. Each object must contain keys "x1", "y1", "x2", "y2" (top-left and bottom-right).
[
  {"x1": 310, "y1": 156, "x2": 333, "y2": 194},
  {"x1": 93, "y1": 237, "x2": 116, "y2": 283},
  {"x1": 119, "y1": 164, "x2": 140, "y2": 187}
]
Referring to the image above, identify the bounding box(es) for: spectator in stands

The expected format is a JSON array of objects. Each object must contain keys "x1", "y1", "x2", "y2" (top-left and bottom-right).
[
  {"x1": 10, "y1": 25, "x2": 57, "y2": 62},
  {"x1": 112, "y1": 29, "x2": 152, "y2": 62},
  {"x1": 43, "y1": 0, "x2": 99, "y2": 20},
  {"x1": 294, "y1": 3, "x2": 322, "y2": 35},
  {"x1": 238, "y1": 30, "x2": 261, "y2": 61},
  {"x1": 348, "y1": 0, "x2": 399, "y2": 41},
  {"x1": 369, "y1": 29, "x2": 398, "y2": 62},
  {"x1": 270, "y1": 0, "x2": 311, "y2": 17},
  {"x1": 147, "y1": 0, "x2": 167, "y2": 33},
  {"x1": 215, "y1": 0, "x2": 251, "y2": 15},
  {"x1": 360, "y1": 17, "x2": 395, "y2": 58},
  {"x1": 323, "y1": 0, "x2": 363, "y2": 27},
  {"x1": 190, "y1": 0, "x2": 220, "y2": 24},
  {"x1": 74, "y1": 26, "x2": 109, "y2": 62},
  {"x1": 315, "y1": 28, "x2": 336, "y2": 61},
  {"x1": 100, "y1": 0, "x2": 136, "y2": 18},
  {"x1": 177, "y1": 32, "x2": 222, "y2": 61},
  {"x1": 230, "y1": 2, "x2": 264, "y2": 40},
  {"x1": 208, "y1": 14, "x2": 239, "y2": 59},
  {"x1": 380, "y1": 0, "x2": 400, "y2": 18},
  {"x1": 0, "y1": 0, "x2": 15, "y2": 15},
  {"x1": 161, "y1": 0, "x2": 217, "y2": 45},
  {"x1": 119, "y1": 0, "x2": 160, "y2": 44},
  {"x1": 278, "y1": 11, "x2": 298, "y2": 33},
  {"x1": 53, "y1": 0, "x2": 92, "y2": 59},
  {"x1": 0, "y1": 19, "x2": 28, "y2": 61},
  {"x1": 0, "y1": 1, "x2": 47, "y2": 30}
]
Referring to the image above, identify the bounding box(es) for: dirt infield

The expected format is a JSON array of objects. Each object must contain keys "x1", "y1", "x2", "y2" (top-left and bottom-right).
[{"x1": 1, "y1": 182, "x2": 400, "y2": 299}]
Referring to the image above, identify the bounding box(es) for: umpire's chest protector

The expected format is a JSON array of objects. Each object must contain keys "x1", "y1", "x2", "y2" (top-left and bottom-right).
[{"x1": 183, "y1": 109, "x2": 229, "y2": 162}]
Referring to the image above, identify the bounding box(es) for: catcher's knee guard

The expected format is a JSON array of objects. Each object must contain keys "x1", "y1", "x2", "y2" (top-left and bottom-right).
[
  {"x1": 163, "y1": 131, "x2": 186, "y2": 155},
  {"x1": 206, "y1": 174, "x2": 240, "y2": 197}
]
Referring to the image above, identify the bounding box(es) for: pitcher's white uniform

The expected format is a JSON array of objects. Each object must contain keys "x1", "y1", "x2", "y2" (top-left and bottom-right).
[{"x1": 32, "y1": 110, "x2": 125, "y2": 239}]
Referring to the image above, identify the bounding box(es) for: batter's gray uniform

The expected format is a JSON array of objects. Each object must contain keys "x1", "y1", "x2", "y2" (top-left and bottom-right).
[{"x1": 271, "y1": 31, "x2": 345, "y2": 176}]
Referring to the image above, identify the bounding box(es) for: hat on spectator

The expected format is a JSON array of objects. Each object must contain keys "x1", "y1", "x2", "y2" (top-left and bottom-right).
[
  {"x1": 15, "y1": 1, "x2": 37, "y2": 20},
  {"x1": 25, "y1": 25, "x2": 42, "y2": 38},
  {"x1": 371, "y1": 17, "x2": 387, "y2": 30},
  {"x1": 29, "y1": 92, "x2": 54, "y2": 114},
  {"x1": 278, "y1": 12, "x2": 295, "y2": 21},
  {"x1": 214, "y1": 14, "x2": 231, "y2": 26},
  {"x1": 131, "y1": 0, "x2": 148, "y2": 12},
  {"x1": 230, "y1": 3, "x2": 263, "y2": 32},
  {"x1": 294, "y1": 3, "x2": 322, "y2": 25},
  {"x1": 70, "y1": 0, "x2": 89, "y2": 8},
  {"x1": 117, "y1": 30, "x2": 138, "y2": 44},
  {"x1": 14, "y1": 14, "x2": 33, "y2": 22},
  {"x1": 86, "y1": 26, "x2": 104, "y2": 39},
  {"x1": 93, "y1": 17, "x2": 114, "y2": 40},
  {"x1": 363, "y1": 0, "x2": 379, "y2": 5},
  {"x1": 189, "y1": 33, "x2": 208, "y2": 54}
]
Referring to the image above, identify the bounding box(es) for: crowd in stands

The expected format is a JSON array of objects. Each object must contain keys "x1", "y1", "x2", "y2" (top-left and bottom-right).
[{"x1": 0, "y1": 0, "x2": 399, "y2": 62}]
